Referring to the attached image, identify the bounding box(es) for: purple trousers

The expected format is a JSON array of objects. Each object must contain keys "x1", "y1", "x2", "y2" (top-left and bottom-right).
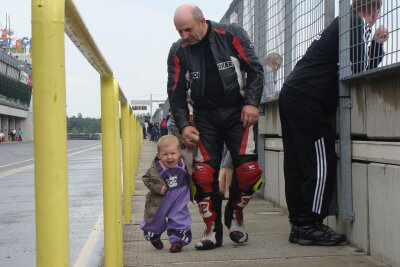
[{"x1": 140, "y1": 186, "x2": 192, "y2": 245}]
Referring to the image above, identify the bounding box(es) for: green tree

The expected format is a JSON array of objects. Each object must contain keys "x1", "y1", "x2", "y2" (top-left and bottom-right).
[{"x1": 67, "y1": 116, "x2": 101, "y2": 133}]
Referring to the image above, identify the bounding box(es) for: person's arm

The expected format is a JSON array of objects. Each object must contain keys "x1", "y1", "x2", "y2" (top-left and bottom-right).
[
  {"x1": 350, "y1": 13, "x2": 366, "y2": 74},
  {"x1": 232, "y1": 24, "x2": 264, "y2": 108},
  {"x1": 167, "y1": 42, "x2": 190, "y2": 132},
  {"x1": 142, "y1": 167, "x2": 166, "y2": 195},
  {"x1": 231, "y1": 25, "x2": 264, "y2": 128}
]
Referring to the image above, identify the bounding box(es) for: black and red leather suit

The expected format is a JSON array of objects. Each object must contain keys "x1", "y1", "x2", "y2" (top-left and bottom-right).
[{"x1": 167, "y1": 20, "x2": 264, "y2": 249}]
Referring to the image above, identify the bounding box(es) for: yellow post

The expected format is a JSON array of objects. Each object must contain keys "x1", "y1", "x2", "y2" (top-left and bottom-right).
[
  {"x1": 101, "y1": 77, "x2": 123, "y2": 267},
  {"x1": 32, "y1": 1, "x2": 69, "y2": 266},
  {"x1": 129, "y1": 114, "x2": 136, "y2": 195},
  {"x1": 112, "y1": 80, "x2": 124, "y2": 267},
  {"x1": 121, "y1": 103, "x2": 132, "y2": 223}
]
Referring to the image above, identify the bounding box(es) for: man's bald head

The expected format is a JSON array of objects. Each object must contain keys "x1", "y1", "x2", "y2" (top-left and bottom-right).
[
  {"x1": 173, "y1": 4, "x2": 208, "y2": 45},
  {"x1": 174, "y1": 4, "x2": 204, "y2": 24}
]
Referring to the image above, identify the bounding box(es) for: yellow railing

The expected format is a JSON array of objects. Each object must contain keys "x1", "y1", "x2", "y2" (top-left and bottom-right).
[{"x1": 32, "y1": 0, "x2": 142, "y2": 266}]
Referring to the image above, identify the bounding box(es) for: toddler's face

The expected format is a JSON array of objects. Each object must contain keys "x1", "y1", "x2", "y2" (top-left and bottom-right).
[{"x1": 157, "y1": 143, "x2": 181, "y2": 168}]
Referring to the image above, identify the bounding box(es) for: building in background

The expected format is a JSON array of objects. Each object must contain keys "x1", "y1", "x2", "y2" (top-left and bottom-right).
[{"x1": 0, "y1": 49, "x2": 33, "y2": 142}]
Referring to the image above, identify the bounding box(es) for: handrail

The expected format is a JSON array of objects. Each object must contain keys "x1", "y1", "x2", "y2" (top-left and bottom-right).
[
  {"x1": 32, "y1": 0, "x2": 141, "y2": 266},
  {"x1": 65, "y1": 0, "x2": 128, "y2": 105},
  {"x1": 64, "y1": 0, "x2": 113, "y2": 77}
]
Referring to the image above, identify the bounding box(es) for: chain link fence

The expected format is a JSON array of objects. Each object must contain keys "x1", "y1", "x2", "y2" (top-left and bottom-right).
[{"x1": 221, "y1": 0, "x2": 400, "y2": 100}]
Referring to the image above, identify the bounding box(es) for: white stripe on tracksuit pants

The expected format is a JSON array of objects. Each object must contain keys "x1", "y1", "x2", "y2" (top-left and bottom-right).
[
  {"x1": 279, "y1": 93, "x2": 337, "y2": 226},
  {"x1": 313, "y1": 138, "x2": 327, "y2": 214}
]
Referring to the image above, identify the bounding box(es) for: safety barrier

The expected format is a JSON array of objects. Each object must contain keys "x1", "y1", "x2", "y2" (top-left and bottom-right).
[{"x1": 32, "y1": 0, "x2": 142, "y2": 266}]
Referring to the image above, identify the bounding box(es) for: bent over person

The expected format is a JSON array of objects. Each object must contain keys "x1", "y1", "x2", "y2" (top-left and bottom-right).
[
  {"x1": 167, "y1": 4, "x2": 264, "y2": 250},
  {"x1": 279, "y1": 0, "x2": 387, "y2": 246}
]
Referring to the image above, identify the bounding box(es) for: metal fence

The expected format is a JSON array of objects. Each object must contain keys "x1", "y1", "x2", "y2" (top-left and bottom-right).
[
  {"x1": 339, "y1": 0, "x2": 400, "y2": 80},
  {"x1": 221, "y1": 0, "x2": 333, "y2": 103},
  {"x1": 221, "y1": 0, "x2": 400, "y2": 100}
]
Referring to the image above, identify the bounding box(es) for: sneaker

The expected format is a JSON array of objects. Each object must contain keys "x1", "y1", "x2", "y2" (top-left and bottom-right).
[
  {"x1": 150, "y1": 239, "x2": 164, "y2": 249},
  {"x1": 289, "y1": 225, "x2": 300, "y2": 243},
  {"x1": 298, "y1": 224, "x2": 347, "y2": 246},
  {"x1": 170, "y1": 242, "x2": 183, "y2": 253}
]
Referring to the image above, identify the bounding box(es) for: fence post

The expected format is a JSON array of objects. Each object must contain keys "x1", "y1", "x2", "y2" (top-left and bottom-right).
[
  {"x1": 284, "y1": 0, "x2": 293, "y2": 79},
  {"x1": 32, "y1": 0, "x2": 69, "y2": 266},
  {"x1": 338, "y1": 0, "x2": 354, "y2": 221},
  {"x1": 254, "y1": 0, "x2": 266, "y2": 188},
  {"x1": 112, "y1": 80, "x2": 124, "y2": 266},
  {"x1": 101, "y1": 77, "x2": 123, "y2": 266},
  {"x1": 121, "y1": 103, "x2": 132, "y2": 224},
  {"x1": 130, "y1": 114, "x2": 136, "y2": 195}
]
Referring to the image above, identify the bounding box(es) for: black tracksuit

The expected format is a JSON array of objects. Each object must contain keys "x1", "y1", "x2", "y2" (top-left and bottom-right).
[{"x1": 279, "y1": 15, "x2": 383, "y2": 226}]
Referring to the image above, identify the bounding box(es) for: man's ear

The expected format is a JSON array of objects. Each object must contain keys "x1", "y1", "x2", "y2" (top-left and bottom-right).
[
  {"x1": 200, "y1": 17, "x2": 206, "y2": 24},
  {"x1": 372, "y1": 9, "x2": 380, "y2": 21}
]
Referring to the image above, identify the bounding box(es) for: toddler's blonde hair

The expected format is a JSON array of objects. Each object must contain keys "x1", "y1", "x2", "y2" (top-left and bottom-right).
[{"x1": 157, "y1": 135, "x2": 180, "y2": 152}]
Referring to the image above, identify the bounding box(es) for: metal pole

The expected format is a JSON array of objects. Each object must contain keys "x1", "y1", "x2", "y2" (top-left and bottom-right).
[
  {"x1": 254, "y1": 0, "x2": 266, "y2": 191},
  {"x1": 32, "y1": 0, "x2": 69, "y2": 266},
  {"x1": 130, "y1": 114, "x2": 136, "y2": 195},
  {"x1": 101, "y1": 76, "x2": 122, "y2": 266},
  {"x1": 112, "y1": 79, "x2": 124, "y2": 267},
  {"x1": 338, "y1": 0, "x2": 354, "y2": 221},
  {"x1": 150, "y1": 93, "x2": 153, "y2": 122},
  {"x1": 284, "y1": 0, "x2": 293, "y2": 80},
  {"x1": 121, "y1": 102, "x2": 132, "y2": 224}
]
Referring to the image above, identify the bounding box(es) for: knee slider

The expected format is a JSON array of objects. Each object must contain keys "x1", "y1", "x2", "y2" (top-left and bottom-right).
[
  {"x1": 235, "y1": 161, "x2": 262, "y2": 192},
  {"x1": 192, "y1": 163, "x2": 215, "y2": 194}
]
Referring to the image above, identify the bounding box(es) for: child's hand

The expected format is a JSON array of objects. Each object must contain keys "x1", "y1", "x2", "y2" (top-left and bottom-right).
[{"x1": 160, "y1": 186, "x2": 168, "y2": 195}]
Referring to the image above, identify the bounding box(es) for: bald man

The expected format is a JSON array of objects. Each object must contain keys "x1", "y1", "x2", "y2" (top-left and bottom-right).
[{"x1": 167, "y1": 4, "x2": 264, "y2": 250}]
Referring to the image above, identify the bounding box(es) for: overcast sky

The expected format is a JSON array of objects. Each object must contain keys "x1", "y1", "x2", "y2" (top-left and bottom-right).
[{"x1": 1, "y1": 0, "x2": 232, "y2": 118}]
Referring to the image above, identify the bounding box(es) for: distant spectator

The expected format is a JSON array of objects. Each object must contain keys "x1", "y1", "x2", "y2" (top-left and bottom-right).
[
  {"x1": 0, "y1": 131, "x2": 4, "y2": 144},
  {"x1": 17, "y1": 128, "x2": 23, "y2": 141},
  {"x1": 9, "y1": 128, "x2": 16, "y2": 141},
  {"x1": 160, "y1": 116, "x2": 168, "y2": 137},
  {"x1": 142, "y1": 125, "x2": 146, "y2": 139},
  {"x1": 147, "y1": 122, "x2": 154, "y2": 141},
  {"x1": 261, "y1": 53, "x2": 283, "y2": 103}
]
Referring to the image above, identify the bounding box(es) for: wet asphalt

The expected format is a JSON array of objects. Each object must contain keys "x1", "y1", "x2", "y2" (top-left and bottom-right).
[{"x1": 0, "y1": 140, "x2": 104, "y2": 267}]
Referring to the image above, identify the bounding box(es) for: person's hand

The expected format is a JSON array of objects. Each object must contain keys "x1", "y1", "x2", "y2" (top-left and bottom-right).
[
  {"x1": 241, "y1": 105, "x2": 259, "y2": 128},
  {"x1": 160, "y1": 186, "x2": 168, "y2": 195},
  {"x1": 373, "y1": 26, "x2": 389, "y2": 44},
  {"x1": 182, "y1": 126, "x2": 200, "y2": 148}
]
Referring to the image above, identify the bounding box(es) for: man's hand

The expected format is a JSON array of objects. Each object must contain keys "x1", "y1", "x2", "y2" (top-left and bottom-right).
[
  {"x1": 241, "y1": 105, "x2": 259, "y2": 128},
  {"x1": 373, "y1": 26, "x2": 389, "y2": 44},
  {"x1": 182, "y1": 126, "x2": 200, "y2": 148}
]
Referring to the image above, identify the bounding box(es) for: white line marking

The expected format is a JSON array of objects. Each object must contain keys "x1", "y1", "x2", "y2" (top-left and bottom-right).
[
  {"x1": 73, "y1": 212, "x2": 104, "y2": 267},
  {"x1": 0, "y1": 145, "x2": 101, "y2": 178},
  {"x1": 0, "y1": 143, "x2": 100, "y2": 169}
]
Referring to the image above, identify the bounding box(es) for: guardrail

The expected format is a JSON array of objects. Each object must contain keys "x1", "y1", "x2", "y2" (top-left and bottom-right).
[
  {"x1": 67, "y1": 133, "x2": 102, "y2": 140},
  {"x1": 32, "y1": 0, "x2": 142, "y2": 266}
]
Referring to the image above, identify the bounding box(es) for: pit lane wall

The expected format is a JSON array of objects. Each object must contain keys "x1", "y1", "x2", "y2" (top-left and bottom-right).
[
  {"x1": 219, "y1": 0, "x2": 400, "y2": 265},
  {"x1": 258, "y1": 72, "x2": 400, "y2": 266}
]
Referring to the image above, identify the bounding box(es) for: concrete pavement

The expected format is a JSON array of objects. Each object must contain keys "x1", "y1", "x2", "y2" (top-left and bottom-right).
[{"x1": 116, "y1": 139, "x2": 387, "y2": 267}]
